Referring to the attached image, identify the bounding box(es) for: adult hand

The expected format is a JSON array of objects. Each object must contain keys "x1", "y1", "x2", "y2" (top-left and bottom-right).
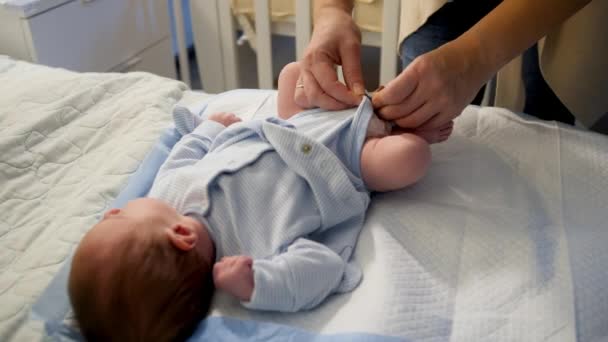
[
  {"x1": 297, "y1": 6, "x2": 365, "y2": 110},
  {"x1": 372, "y1": 42, "x2": 490, "y2": 130}
]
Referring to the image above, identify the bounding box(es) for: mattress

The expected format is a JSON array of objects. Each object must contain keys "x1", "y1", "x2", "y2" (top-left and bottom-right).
[
  {"x1": 0, "y1": 56, "x2": 203, "y2": 341},
  {"x1": 32, "y1": 89, "x2": 608, "y2": 341}
]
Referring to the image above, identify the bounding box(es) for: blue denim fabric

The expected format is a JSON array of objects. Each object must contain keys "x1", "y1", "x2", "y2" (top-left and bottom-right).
[
  {"x1": 400, "y1": 1, "x2": 501, "y2": 69},
  {"x1": 521, "y1": 44, "x2": 574, "y2": 124},
  {"x1": 399, "y1": 1, "x2": 574, "y2": 124}
]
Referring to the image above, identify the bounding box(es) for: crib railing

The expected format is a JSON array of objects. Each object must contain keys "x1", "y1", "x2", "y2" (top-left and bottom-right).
[{"x1": 174, "y1": 0, "x2": 401, "y2": 93}]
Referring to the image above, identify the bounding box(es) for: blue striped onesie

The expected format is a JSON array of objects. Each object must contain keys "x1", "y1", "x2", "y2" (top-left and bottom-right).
[{"x1": 149, "y1": 98, "x2": 378, "y2": 312}]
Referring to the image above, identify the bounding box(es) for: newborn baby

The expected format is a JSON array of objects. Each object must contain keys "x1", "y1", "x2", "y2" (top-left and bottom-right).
[{"x1": 68, "y1": 62, "x2": 453, "y2": 341}]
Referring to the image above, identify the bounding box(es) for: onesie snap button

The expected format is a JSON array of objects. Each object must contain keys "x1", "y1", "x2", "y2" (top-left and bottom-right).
[{"x1": 301, "y1": 143, "x2": 312, "y2": 154}]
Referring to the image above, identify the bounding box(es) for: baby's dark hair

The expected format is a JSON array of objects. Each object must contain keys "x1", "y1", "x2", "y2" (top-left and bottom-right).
[{"x1": 68, "y1": 226, "x2": 214, "y2": 342}]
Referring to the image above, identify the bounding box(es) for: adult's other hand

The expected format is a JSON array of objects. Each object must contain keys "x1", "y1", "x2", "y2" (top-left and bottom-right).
[
  {"x1": 297, "y1": 5, "x2": 365, "y2": 110},
  {"x1": 372, "y1": 41, "x2": 489, "y2": 130}
]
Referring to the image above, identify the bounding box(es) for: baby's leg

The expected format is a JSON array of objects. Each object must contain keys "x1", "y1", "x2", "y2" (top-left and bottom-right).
[
  {"x1": 360, "y1": 133, "x2": 430, "y2": 192},
  {"x1": 277, "y1": 62, "x2": 308, "y2": 120}
]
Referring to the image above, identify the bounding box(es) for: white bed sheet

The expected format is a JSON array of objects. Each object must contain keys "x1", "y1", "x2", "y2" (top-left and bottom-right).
[
  {"x1": 0, "y1": 56, "x2": 210, "y2": 341},
  {"x1": 192, "y1": 90, "x2": 608, "y2": 341}
]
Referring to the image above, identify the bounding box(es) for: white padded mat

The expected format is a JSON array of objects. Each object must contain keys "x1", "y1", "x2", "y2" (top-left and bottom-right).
[
  {"x1": 0, "y1": 57, "x2": 191, "y2": 341},
  {"x1": 195, "y1": 91, "x2": 608, "y2": 341}
]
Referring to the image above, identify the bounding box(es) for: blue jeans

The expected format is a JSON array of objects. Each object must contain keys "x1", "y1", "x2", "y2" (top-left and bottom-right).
[{"x1": 400, "y1": 0, "x2": 574, "y2": 124}]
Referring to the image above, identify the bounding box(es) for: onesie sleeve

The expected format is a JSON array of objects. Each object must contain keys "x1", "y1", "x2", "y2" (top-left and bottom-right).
[
  {"x1": 242, "y1": 238, "x2": 347, "y2": 312},
  {"x1": 156, "y1": 120, "x2": 225, "y2": 179}
]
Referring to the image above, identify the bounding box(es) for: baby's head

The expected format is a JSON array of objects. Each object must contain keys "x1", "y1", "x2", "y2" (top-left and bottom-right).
[{"x1": 68, "y1": 198, "x2": 215, "y2": 341}]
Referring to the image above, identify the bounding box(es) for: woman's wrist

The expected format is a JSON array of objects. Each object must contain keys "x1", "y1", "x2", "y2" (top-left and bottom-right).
[
  {"x1": 448, "y1": 0, "x2": 593, "y2": 86},
  {"x1": 314, "y1": 0, "x2": 353, "y2": 20},
  {"x1": 440, "y1": 32, "x2": 496, "y2": 88}
]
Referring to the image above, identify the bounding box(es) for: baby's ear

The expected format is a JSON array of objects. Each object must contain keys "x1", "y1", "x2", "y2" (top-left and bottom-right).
[{"x1": 166, "y1": 224, "x2": 198, "y2": 251}]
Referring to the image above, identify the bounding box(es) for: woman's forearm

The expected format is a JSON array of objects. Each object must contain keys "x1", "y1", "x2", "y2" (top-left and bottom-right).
[{"x1": 452, "y1": 0, "x2": 592, "y2": 80}]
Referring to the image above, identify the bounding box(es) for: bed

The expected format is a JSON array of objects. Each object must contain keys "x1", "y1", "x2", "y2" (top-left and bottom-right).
[{"x1": 2, "y1": 57, "x2": 608, "y2": 341}]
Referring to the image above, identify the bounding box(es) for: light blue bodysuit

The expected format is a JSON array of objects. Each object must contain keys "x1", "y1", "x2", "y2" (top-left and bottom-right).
[{"x1": 149, "y1": 98, "x2": 379, "y2": 312}]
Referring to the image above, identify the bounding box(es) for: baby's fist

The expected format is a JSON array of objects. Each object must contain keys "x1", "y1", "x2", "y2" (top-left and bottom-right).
[
  {"x1": 213, "y1": 255, "x2": 254, "y2": 302},
  {"x1": 208, "y1": 112, "x2": 241, "y2": 127}
]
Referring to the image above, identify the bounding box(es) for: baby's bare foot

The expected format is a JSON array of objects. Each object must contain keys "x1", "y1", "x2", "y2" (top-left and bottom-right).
[{"x1": 413, "y1": 121, "x2": 454, "y2": 144}]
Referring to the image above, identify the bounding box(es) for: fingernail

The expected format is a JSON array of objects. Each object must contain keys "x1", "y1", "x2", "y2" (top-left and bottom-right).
[
  {"x1": 371, "y1": 94, "x2": 381, "y2": 107},
  {"x1": 351, "y1": 83, "x2": 364, "y2": 104},
  {"x1": 353, "y1": 83, "x2": 365, "y2": 96}
]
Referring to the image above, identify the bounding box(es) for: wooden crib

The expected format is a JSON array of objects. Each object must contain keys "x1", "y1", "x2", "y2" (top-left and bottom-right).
[{"x1": 172, "y1": 0, "x2": 401, "y2": 93}]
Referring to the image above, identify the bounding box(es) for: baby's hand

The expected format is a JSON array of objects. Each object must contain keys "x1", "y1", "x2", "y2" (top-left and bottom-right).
[
  {"x1": 208, "y1": 112, "x2": 241, "y2": 127},
  {"x1": 213, "y1": 255, "x2": 254, "y2": 302}
]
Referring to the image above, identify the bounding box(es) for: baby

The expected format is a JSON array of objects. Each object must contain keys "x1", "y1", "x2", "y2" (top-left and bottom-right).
[{"x1": 68, "y1": 62, "x2": 453, "y2": 341}]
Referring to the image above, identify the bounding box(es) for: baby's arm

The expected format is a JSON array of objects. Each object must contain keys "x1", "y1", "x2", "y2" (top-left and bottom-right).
[
  {"x1": 156, "y1": 112, "x2": 240, "y2": 178},
  {"x1": 361, "y1": 133, "x2": 431, "y2": 192},
  {"x1": 213, "y1": 238, "x2": 346, "y2": 312}
]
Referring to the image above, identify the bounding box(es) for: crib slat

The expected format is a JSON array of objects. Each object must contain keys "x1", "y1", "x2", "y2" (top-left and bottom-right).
[
  {"x1": 218, "y1": 1, "x2": 239, "y2": 89},
  {"x1": 295, "y1": 0, "x2": 312, "y2": 60},
  {"x1": 191, "y1": 0, "x2": 225, "y2": 92},
  {"x1": 254, "y1": 0, "x2": 274, "y2": 89},
  {"x1": 380, "y1": 0, "x2": 400, "y2": 85},
  {"x1": 173, "y1": 0, "x2": 191, "y2": 87}
]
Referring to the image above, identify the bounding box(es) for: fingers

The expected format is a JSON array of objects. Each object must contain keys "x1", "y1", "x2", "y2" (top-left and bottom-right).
[
  {"x1": 310, "y1": 61, "x2": 359, "y2": 106},
  {"x1": 294, "y1": 74, "x2": 313, "y2": 109},
  {"x1": 340, "y1": 40, "x2": 365, "y2": 96},
  {"x1": 417, "y1": 111, "x2": 457, "y2": 131},
  {"x1": 300, "y1": 43, "x2": 361, "y2": 109},
  {"x1": 301, "y1": 69, "x2": 350, "y2": 110},
  {"x1": 377, "y1": 91, "x2": 425, "y2": 121},
  {"x1": 372, "y1": 46, "x2": 482, "y2": 131},
  {"x1": 279, "y1": 61, "x2": 312, "y2": 113},
  {"x1": 372, "y1": 66, "x2": 423, "y2": 127},
  {"x1": 394, "y1": 103, "x2": 438, "y2": 128},
  {"x1": 371, "y1": 61, "x2": 452, "y2": 129},
  {"x1": 439, "y1": 121, "x2": 454, "y2": 141},
  {"x1": 372, "y1": 66, "x2": 419, "y2": 108}
]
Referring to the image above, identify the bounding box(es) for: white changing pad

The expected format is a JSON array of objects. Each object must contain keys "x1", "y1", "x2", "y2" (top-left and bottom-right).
[
  {"x1": 193, "y1": 91, "x2": 608, "y2": 341},
  {"x1": 0, "y1": 57, "x2": 194, "y2": 341}
]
